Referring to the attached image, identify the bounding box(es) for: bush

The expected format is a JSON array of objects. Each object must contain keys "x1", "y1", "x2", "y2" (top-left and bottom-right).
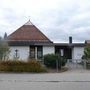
[
  {"x1": 0, "y1": 60, "x2": 47, "y2": 73},
  {"x1": 0, "y1": 39, "x2": 10, "y2": 61},
  {"x1": 44, "y1": 54, "x2": 67, "y2": 69}
]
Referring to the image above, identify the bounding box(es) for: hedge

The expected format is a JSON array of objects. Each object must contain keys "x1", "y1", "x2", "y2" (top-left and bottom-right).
[{"x1": 0, "y1": 60, "x2": 47, "y2": 73}]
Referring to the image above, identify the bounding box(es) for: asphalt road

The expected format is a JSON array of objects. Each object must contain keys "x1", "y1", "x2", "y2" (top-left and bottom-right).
[{"x1": 0, "y1": 70, "x2": 90, "y2": 90}]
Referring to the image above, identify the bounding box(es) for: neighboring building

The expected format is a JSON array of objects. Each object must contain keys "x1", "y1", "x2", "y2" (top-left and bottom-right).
[
  {"x1": 7, "y1": 20, "x2": 85, "y2": 62},
  {"x1": 85, "y1": 40, "x2": 90, "y2": 45},
  {"x1": 54, "y1": 43, "x2": 84, "y2": 63}
]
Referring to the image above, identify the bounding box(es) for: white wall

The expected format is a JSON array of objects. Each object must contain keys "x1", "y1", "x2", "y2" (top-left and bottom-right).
[
  {"x1": 9, "y1": 46, "x2": 29, "y2": 61},
  {"x1": 72, "y1": 47, "x2": 84, "y2": 62},
  {"x1": 9, "y1": 46, "x2": 55, "y2": 61},
  {"x1": 43, "y1": 46, "x2": 55, "y2": 55}
]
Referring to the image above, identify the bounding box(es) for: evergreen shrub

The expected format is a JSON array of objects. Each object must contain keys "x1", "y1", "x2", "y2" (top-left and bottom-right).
[{"x1": 44, "y1": 54, "x2": 67, "y2": 69}]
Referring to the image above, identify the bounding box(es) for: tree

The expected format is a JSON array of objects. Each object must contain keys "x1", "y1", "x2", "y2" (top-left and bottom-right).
[
  {"x1": 82, "y1": 46, "x2": 90, "y2": 60},
  {"x1": 4, "y1": 32, "x2": 7, "y2": 39},
  {"x1": 0, "y1": 37, "x2": 10, "y2": 61}
]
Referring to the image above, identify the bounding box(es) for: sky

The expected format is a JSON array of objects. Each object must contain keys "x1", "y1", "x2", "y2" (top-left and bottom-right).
[{"x1": 0, "y1": 0, "x2": 90, "y2": 43}]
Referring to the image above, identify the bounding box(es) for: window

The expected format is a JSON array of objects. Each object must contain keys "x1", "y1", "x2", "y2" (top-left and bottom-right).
[
  {"x1": 37, "y1": 46, "x2": 43, "y2": 59},
  {"x1": 30, "y1": 46, "x2": 43, "y2": 59},
  {"x1": 30, "y1": 46, "x2": 35, "y2": 58}
]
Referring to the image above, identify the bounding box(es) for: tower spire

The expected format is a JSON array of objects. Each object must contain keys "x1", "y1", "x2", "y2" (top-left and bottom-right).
[{"x1": 25, "y1": 19, "x2": 33, "y2": 25}]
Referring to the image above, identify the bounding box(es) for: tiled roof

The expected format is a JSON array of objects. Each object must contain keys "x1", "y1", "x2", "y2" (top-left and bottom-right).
[
  {"x1": 85, "y1": 40, "x2": 90, "y2": 44},
  {"x1": 7, "y1": 20, "x2": 52, "y2": 44}
]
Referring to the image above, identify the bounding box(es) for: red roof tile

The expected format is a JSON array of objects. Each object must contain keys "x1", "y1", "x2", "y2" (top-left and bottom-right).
[{"x1": 7, "y1": 20, "x2": 52, "y2": 43}]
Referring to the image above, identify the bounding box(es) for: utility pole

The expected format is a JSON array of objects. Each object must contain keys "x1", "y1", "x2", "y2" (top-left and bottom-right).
[
  {"x1": 56, "y1": 49, "x2": 64, "y2": 72},
  {"x1": 56, "y1": 59, "x2": 58, "y2": 72}
]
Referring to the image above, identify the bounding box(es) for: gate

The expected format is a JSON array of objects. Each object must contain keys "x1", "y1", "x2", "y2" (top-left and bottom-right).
[{"x1": 66, "y1": 59, "x2": 86, "y2": 70}]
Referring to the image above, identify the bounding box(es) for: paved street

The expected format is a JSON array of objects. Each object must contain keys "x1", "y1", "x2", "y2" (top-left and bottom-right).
[{"x1": 0, "y1": 69, "x2": 90, "y2": 90}]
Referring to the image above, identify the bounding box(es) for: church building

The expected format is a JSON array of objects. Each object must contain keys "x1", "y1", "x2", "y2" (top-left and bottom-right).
[{"x1": 7, "y1": 20, "x2": 85, "y2": 62}]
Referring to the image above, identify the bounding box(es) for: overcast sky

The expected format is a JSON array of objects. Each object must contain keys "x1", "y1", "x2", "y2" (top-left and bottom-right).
[{"x1": 0, "y1": 0, "x2": 90, "y2": 43}]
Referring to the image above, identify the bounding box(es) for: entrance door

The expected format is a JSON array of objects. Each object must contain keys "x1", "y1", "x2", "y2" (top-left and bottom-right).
[
  {"x1": 68, "y1": 48, "x2": 72, "y2": 59},
  {"x1": 55, "y1": 46, "x2": 71, "y2": 59}
]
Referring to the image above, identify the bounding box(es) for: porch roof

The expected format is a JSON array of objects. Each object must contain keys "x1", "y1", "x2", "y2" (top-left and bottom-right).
[{"x1": 54, "y1": 43, "x2": 85, "y2": 47}]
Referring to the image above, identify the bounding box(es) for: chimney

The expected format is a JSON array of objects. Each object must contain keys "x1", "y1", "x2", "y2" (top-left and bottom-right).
[{"x1": 69, "y1": 36, "x2": 72, "y2": 44}]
